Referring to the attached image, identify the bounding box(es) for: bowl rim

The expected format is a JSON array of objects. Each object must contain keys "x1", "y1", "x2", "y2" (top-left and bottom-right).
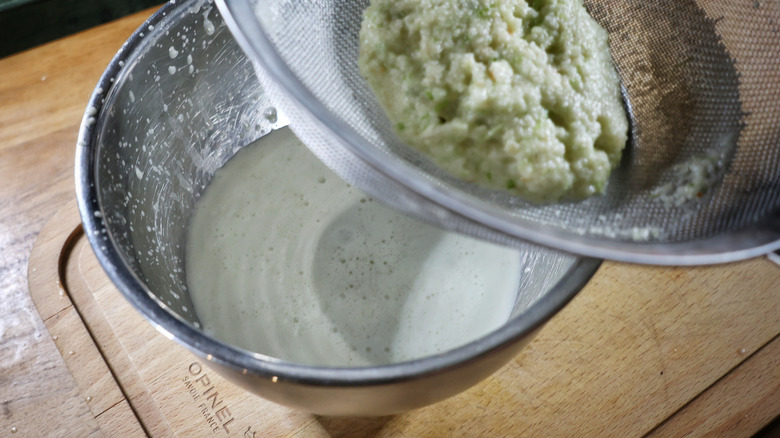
[
  {"x1": 215, "y1": 0, "x2": 780, "y2": 265},
  {"x1": 75, "y1": 0, "x2": 601, "y2": 387}
]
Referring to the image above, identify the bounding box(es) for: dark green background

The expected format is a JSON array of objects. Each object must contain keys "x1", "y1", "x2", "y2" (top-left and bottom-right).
[{"x1": 0, "y1": 0, "x2": 161, "y2": 58}]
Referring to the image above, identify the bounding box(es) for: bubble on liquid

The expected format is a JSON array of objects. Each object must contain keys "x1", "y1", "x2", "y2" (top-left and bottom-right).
[
  {"x1": 264, "y1": 107, "x2": 278, "y2": 123},
  {"x1": 185, "y1": 127, "x2": 522, "y2": 366}
]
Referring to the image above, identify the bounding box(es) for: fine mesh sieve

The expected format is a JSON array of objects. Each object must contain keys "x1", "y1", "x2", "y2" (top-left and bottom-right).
[{"x1": 216, "y1": 0, "x2": 780, "y2": 264}]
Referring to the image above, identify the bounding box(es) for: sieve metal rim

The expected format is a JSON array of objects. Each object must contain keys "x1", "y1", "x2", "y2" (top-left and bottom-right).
[{"x1": 216, "y1": 0, "x2": 780, "y2": 265}]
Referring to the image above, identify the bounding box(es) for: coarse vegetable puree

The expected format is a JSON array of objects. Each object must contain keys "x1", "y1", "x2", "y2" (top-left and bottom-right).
[
  {"x1": 359, "y1": 0, "x2": 628, "y2": 202},
  {"x1": 185, "y1": 128, "x2": 522, "y2": 366}
]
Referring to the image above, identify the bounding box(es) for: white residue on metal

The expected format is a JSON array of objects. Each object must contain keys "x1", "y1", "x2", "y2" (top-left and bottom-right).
[
  {"x1": 203, "y1": 4, "x2": 216, "y2": 35},
  {"x1": 650, "y1": 153, "x2": 724, "y2": 208},
  {"x1": 650, "y1": 129, "x2": 738, "y2": 208},
  {"x1": 169, "y1": 46, "x2": 179, "y2": 59},
  {"x1": 129, "y1": 90, "x2": 135, "y2": 103},
  {"x1": 135, "y1": 166, "x2": 144, "y2": 180},
  {"x1": 578, "y1": 225, "x2": 664, "y2": 241},
  {"x1": 168, "y1": 65, "x2": 177, "y2": 75}
]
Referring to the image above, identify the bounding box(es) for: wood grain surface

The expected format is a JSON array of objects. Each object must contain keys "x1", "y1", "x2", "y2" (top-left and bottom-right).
[
  {"x1": 0, "y1": 7, "x2": 159, "y2": 437},
  {"x1": 26, "y1": 202, "x2": 780, "y2": 437},
  {"x1": 3, "y1": 2, "x2": 780, "y2": 437}
]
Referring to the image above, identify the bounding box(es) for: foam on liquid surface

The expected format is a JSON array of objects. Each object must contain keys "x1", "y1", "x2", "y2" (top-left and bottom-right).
[{"x1": 185, "y1": 128, "x2": 521, "y2": 366}]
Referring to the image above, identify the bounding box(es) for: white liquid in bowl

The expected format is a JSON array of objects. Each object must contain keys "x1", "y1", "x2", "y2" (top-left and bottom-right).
[{"x1": 185, "y1": 128, "x2": 522, "y2": 366}]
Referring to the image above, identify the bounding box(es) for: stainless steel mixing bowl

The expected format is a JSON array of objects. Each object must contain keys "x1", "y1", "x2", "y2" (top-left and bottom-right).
[{"x1": 75, "y1": 0, "x2": 600, "y2": 415}]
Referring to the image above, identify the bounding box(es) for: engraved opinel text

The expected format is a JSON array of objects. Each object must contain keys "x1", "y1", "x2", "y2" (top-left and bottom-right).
[{"x1": 183, "y1": 362, "x2": 236, "y2": 434}]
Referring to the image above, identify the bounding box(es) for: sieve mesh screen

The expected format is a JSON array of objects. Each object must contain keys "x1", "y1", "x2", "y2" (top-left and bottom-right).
[{"x1": 218, "y1": 0, "x2": 780, "y2": 263}]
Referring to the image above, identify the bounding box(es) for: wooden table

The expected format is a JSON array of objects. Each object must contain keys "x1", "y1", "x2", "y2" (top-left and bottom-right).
[
  {"x1": 0, "y1": 8, "x2": 162, "y2": 436},
  {"x1": 1, "y1": 5, "x2": 779, "y2": 437}
]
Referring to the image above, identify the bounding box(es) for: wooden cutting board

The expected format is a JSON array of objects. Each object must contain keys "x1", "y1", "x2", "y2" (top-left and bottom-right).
[{"x1": 28, "y1": 201, "x2": 780, "y2": 437}]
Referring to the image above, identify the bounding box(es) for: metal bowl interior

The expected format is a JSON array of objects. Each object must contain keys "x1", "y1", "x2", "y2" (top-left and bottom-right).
[{"x1": 75, "y1": 0, "x2": 600, "y2": 415}]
